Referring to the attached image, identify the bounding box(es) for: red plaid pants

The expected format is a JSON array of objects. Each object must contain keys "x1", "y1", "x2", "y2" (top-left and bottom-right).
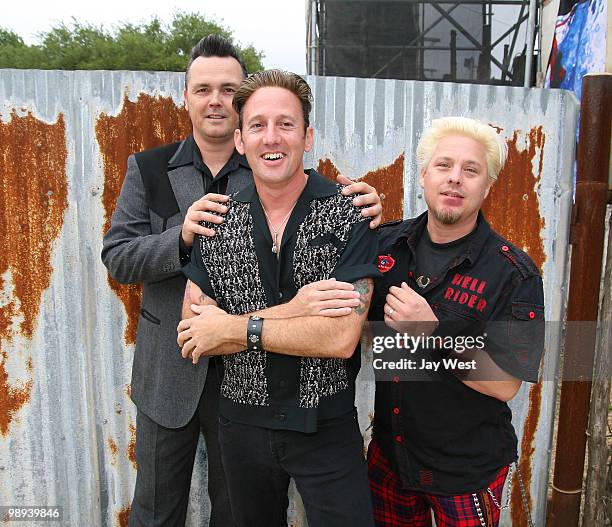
[{"x1": 367, "y1": 439, "x2": 509, "y2": 527}]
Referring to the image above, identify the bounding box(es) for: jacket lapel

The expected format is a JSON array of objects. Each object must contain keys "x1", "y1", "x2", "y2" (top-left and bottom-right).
[{"x1": 168, "y1": 166, "x2": 204, "y2": 218}]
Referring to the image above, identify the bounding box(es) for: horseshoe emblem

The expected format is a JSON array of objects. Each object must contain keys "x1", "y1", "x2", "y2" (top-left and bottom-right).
[{"x1": 416, "y1": 275, "x2": 430, "y2": 289}]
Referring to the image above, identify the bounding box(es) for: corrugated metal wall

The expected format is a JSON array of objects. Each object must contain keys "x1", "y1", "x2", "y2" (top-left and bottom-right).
[{"x1": 0, "y1": 70, "x2": 578, "y2": 526}]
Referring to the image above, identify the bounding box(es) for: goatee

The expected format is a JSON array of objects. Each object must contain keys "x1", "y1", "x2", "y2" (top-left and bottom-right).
[{"x1": 433, "y1": 208, "x2": 460, "y2": 225}]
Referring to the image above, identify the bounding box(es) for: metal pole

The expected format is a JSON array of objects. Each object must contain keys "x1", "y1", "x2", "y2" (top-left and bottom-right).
[
  {"x1": 548, "y1": 74, "x2": 612, "y2": 526},
  {"x1": 450, "y1": 30, "x2": 457, "y2": 81},
  {"x1": 320, "y1": 0, "x2": 326, "y2": 75},
  {"x1": 308, "y1": 0, "x2": 318, "y2": 75},
  {"x1": 524, "y1": 0, "x2": 538, "y2": 87},
  {"x1": 536, "y1": 0, "x2": 545, "y2": 85},
  {"x1": 502, "y1": 44, "x2": 510, "y2": 82},
  {"x1": 505, "y1": 0, "x2": 528, "y2": 78},
  {"x1": 420, "y1": 2, "x2": 425, "y2": 79}
]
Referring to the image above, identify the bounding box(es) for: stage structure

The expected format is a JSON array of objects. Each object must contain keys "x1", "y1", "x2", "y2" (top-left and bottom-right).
[{"x1": 306, "y1": 0, "x2": 541, "y2": 87}]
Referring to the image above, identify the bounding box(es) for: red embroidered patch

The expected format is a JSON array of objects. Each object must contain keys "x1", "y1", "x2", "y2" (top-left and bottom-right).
[{"x1": 377, "y1": 255, "x2": 395, "y2": 273}]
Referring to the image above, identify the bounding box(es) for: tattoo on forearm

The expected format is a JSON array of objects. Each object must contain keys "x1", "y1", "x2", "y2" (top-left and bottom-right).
[{"x1": 353, "y1": 279, "x2": 371, "y2": 315}]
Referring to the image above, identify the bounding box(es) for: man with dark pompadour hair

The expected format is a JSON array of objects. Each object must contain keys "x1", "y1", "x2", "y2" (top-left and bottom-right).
[{"x1": 185, "y1": 34, "x2": 248, "y2": 83}]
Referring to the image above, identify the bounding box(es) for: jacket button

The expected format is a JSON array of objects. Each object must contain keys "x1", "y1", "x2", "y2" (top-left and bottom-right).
[
  {"x1": 275, "y1": 413, "x2": 287, "y2": 422},
  {"x1": 393, "y1": 407, "x2": 400, "y2": 415}
]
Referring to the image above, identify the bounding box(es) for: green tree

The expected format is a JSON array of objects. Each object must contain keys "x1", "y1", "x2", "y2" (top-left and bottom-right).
[
  {"x1": 0, "y1": 28, "x2": 42, "y2": 69},
  {"x1": 0, "y1": 13, "x2": 265, "y2": 72},
  {"x1": 0, "y1": 28, "x2": 24, "y2": 47}
]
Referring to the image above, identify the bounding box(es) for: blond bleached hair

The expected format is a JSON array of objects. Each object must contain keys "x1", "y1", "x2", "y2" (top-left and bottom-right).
[{"x1": 416, "y1": 117, "x2": 507, "y2": 181}]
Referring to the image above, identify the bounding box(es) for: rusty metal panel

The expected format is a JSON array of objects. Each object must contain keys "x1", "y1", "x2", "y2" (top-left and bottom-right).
[
  {"x1": 0, "y1": 69, "x2": 203, "y2": 527},
  {"x1": 0, "y1": 69, "x2": 577, "y2": 527}
]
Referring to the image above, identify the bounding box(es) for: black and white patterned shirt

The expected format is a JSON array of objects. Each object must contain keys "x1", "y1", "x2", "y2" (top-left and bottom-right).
[{"x1": 183, "y1": 170, "x2": 380, "y2": 432}]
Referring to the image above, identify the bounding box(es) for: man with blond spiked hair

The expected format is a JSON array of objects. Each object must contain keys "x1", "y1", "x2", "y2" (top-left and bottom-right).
[
  {"x1": 367, "y1": 117, "x2": 545, "y2": 526},
  {"x1": 177, "y1": 70, "x2": 378, "y2": 527}
]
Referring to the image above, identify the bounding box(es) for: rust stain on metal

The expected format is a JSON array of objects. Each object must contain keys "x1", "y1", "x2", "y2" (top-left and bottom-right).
[
  {"x1": 317, "y1": 158, "x2": 341, "y2": 180},
  {"x1": 116, "y1": 506, "x2": 131, "y2": 527},
  {"x1": 317, "y1": 154, "x2": 405, "y2": 224},
  {"x1": 362, "y1": 155, "x2": 405, "y2": 223},
  {"x1": 127, "y1": 421, "x2": 137, "y2": 469},
  {"x1": 125, "y1": 384, "x2": 132, "y2": 399},
  {"x1": 96, "y1": 93, "x2": 191, "y2": 345},
  {"x1": 108, "y1": 436, "x2": 118, "y2": 465},
  {"x1": 0, "y1": 110, "x2": 68, "y2": 435},
  {"x1": 510, "y1": 382, "x2": 542, "y2": 525},
  {"x1": 0, "y1": 303, "x2": 16, "y2": 343},
  {"x1": 0, "y1": 352, "x2": 33, "y2": 436},
  {"x1": 482, "y1": 127, "x2": 546, "y2": 272},
  {"x1": 0, "y1": 111, "x2": 68, "y2": 339}
]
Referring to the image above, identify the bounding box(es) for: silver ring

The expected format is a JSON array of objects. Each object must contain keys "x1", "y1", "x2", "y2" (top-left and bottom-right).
[{"x1": 388, "y1": 307, "x2": 395, "y2": 315}]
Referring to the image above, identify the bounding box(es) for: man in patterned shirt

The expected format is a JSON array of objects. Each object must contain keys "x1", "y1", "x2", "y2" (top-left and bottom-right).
[{"x1": 177, "y1": 70, "x2": 379, "y2": 527}]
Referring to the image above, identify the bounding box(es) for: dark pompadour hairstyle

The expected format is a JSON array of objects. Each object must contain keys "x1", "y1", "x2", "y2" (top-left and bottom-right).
[
  {"x1": 233, "y1": 69, "x2": 312, "y2": 132},
  {"x1": 185, "y1": 34, "x2": 248, "y2": 86}
]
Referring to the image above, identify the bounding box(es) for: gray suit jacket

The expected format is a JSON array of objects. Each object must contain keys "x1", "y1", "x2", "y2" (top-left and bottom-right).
[{"x1": 101, "y1": 138, "x2": 252, "y2": 428}]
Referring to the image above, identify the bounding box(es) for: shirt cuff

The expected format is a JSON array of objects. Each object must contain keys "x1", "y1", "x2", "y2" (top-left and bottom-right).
[
  {"x1": 182, "y1": 262, "x2": 217, "y2": 301},
  {"x1": 331, "y1": 263, "x2": 382, "y2": 283},
  {"x1": 179, "y1": 234, "x2": 192, "y2": 267}
]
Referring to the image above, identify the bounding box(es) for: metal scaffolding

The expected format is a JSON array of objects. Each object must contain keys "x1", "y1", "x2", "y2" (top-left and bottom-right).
[{"x1": 306, "y1": 0, "x2": 541, "y2": 87}]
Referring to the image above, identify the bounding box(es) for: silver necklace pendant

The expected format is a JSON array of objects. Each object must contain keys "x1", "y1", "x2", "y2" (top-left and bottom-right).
[
  {"x1": 272, "y1": 232, "x2": 280, "y2": 254},
  {"x1": 416, "y1": 275, "x2": 430, "y2": 288},
  {"x1": 259, "y1": 197, "x2": 295, "y2": 259}
]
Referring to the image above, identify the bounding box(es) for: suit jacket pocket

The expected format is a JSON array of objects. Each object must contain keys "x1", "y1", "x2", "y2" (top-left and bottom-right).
[
  {"x1": 141, "y1": 308, "x2": 161, "y2": 325},
  {"x1": 309, "y1": 232, "x2": 344, "y2": 252}
]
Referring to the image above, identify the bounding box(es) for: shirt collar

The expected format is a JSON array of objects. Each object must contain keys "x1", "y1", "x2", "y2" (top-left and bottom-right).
[
  {"x1": 396, "y1": 210, "x2": 491, "y2": 265},
  {"x1": 231, "y1": 168, "x2": 337, "y2": 203},
  {"x1": 167, "y1": 135, "x2": 249, "y2": 172}
]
